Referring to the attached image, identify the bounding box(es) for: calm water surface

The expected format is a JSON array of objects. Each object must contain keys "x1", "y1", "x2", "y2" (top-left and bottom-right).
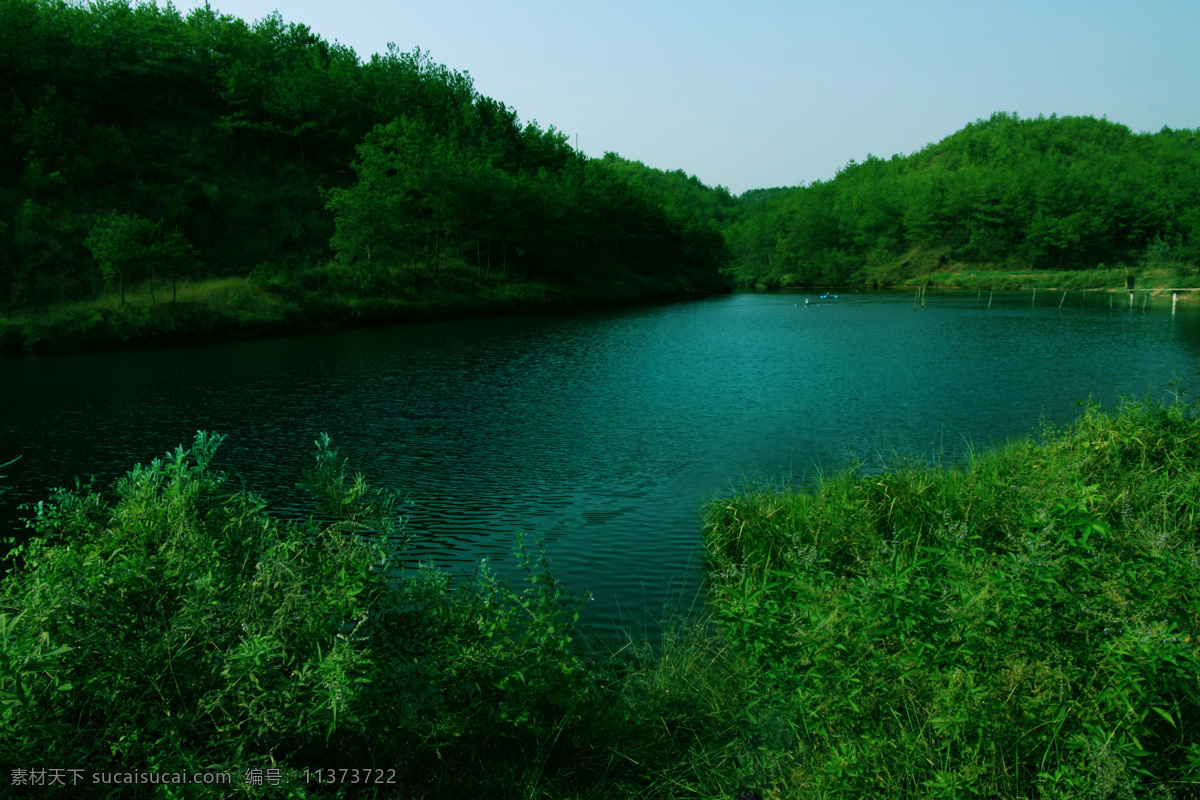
[{"x1": 3, "y1": 291, "x2": 1199, "y2": 637}]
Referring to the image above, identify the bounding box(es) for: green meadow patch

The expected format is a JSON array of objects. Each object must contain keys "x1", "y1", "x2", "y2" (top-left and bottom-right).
[{"x1": 899, "y1": 266, "x2": 1199, "y2": 294}]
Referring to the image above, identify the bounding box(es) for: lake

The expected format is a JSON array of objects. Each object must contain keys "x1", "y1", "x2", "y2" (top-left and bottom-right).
[{"x1": 3, "y1": 289, "x2": 1199, "y2": 638}]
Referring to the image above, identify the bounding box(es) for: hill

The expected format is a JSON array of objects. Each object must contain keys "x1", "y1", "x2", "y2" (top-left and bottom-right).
[
  {"x1": 0, "y1": 0, "x2": 731, "y2": 350},
  {"x1": 725, "y1": 112, "x2": 1200, "y2": 287}
]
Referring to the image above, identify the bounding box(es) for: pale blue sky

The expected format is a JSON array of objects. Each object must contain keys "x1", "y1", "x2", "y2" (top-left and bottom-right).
[{"x1": 174, "y1": 0, "x2": 1200, "y2": 195}]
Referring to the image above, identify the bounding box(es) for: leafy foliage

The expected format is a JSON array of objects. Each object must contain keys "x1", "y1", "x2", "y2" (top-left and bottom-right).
[
  {"x1": 0, "y1": 432, "x2": 594, "y2": 796},
  {"x1": 728, "y1": 113, "x2": 1200, "y2": 286},
  {"x1": 84, "y1": 211, "x2": 198, "y2": 305},
  {"x1": 0, "y1": 0, "x2": 730, "y2": 314}
]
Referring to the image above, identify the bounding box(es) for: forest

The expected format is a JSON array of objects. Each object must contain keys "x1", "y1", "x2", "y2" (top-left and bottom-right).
[
  {"x1": 3, "y1": 0, "x2": 1200, "y2": 352},
  {"x1": 723, "y1": 112, "x2": 1200, "y2": 288},
  {"x1": 0, "y1": 0, "x2": 729, "y2": 347}
]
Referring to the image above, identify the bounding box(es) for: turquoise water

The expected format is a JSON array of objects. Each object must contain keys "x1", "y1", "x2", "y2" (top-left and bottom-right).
[{"x1": 3, "y1": 290, "x2": 1199, "y2": 637}]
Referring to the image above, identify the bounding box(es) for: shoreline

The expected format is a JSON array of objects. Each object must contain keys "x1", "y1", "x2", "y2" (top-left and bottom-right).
[
  {"x1": 0, "y1": 275, "x2": 732, "y2": 357},
  {"x1": 6, "y1": 266, "x2": 1196, "y2": 357},
  {"x1": 4, "y1": 396, "x2": 1197, "y2": 796}
]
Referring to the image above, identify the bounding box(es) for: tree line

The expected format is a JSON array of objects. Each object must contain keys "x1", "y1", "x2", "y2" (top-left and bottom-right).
[
  {"x1": 0, "y1": 0, "x2": 729, "y2": 310},
  {"x1": 5, "y1": 0, "x2": 1197, "y2": 307},
  {"x1": 723, "y1": 113, "x2": 1200, "y2": 286}
]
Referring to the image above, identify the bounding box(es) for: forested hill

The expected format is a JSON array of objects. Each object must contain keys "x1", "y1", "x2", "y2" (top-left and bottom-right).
[
  {"x1": 726, "y1": 113, "x2": 1200, "y2": 287},
  {"x1": 0, "y1": 0, "x2": 729, "y2": 317},
  {"x1": 598, "y1": 153, "x2": 742, "y2": 229}
]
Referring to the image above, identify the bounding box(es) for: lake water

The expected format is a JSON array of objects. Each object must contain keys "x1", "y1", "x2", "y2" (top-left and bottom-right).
[{"x1": 3, "y1": 290, "x2": 1199, "y2": 638}]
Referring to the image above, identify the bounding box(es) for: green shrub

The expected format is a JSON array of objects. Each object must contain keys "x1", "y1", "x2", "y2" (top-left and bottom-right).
[
  {"x1": 0, "y1": 433, "x2": 593, "y2": 797},
  {"x1": 12, "y1": 398, "x2": 1199, "y2": 796}
]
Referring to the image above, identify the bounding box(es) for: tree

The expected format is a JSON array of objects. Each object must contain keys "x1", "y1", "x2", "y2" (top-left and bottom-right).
[
  {"x1": 157, "y1": 227, "x2": 200, "y2": 303},
  {"x1": 85, "y1": 212, "x2": 197, "y2": 305},
  {"x1": 86, "y1": 212, "x2": 155, "y2": 305}
]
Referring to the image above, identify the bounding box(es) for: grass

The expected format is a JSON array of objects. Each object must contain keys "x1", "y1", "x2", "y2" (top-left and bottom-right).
[
  {"x1": 897, "y1": 266, "x2": 1200, "y2": 294},
  {"x1": 1, "y1": 258, "x2": 724, "y2": 353},
  {"x1": 0, "y1": 277, "x2": 303, "y2": 352},
  {"x1": 703, "y1": 391, "x2": 1200, "y2": 797},
  {"x1": 3, "y1": 394, "x2": 1199, "y2": 797}
]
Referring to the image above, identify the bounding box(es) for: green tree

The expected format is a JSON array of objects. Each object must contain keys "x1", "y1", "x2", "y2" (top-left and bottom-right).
[
  {"x1": 1142, "y1": 233, "x2": 1172, "y2": 271},
  {"x1": 157, "y1": 226, "x2": 200, "y2": 303},
  {"x1": 85, "y1": 211, "x2": 197, "y2": 305}
]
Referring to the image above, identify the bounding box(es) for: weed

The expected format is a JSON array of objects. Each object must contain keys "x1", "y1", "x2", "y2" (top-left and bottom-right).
[
  {"x1": 703, "y1": 393, "x2": 1200, "y2": 797},
  {"x1": 5, "y1": 395, "x2": 1200, "y2": 796}
]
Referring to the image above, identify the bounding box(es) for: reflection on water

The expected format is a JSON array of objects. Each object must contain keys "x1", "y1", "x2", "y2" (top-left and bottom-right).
[{"x1": 3, "y1": 291, "x2": 1200, "y2": 637}]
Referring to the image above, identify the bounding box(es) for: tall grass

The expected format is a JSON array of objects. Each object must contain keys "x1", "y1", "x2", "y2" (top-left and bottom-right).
[
  {"x1": 704, "y1": 392, "x2": 1200, "y2": 797},
  {"x1": 0, "y1": 431, "x2": 754, "y2": 798},
  {"x1": 0, "y1": 277, "x2": 302, "y2": 351},
  {"x1": 900, "y1": 266, "x2": 1200, "y2": 292},
  {"x1": 4, "y1": 394, "x2": 1199, "y2": 797}
]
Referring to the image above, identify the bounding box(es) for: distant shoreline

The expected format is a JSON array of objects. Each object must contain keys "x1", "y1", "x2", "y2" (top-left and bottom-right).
[
  {"x1": 760, "y1": 265, "x2": 1200, "y2": 296},
  {"x1": 0, "y1": 274, "x2": 731, "y2": 356},
  {"x1": 7, "y1": 265, "x2": 1197, "y2": 357}
]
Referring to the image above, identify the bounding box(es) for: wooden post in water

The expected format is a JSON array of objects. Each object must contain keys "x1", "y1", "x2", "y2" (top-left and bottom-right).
[
  {"x1": 1129, "y1": 291, "x2": 1135, "y2": 309},
  {"x1": 1059, "y1": 290, "x2": 1067, "y2": 309},
  {"x1": 1143, "y1": 293, "x2": 1149, "y2": 310},
  {"x1": 988, "y1": 291, "x2": 993, "y2": 310},
  {"x1": 1032, "y1": 287, "x2": 1037, "y2": 306},
  {"x1": 1174, "y1": 291, "x2": 1179, "y2": 316}
]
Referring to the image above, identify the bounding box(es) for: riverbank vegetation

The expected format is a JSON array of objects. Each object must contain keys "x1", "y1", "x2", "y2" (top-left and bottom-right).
[
  {"x1": 705, "y1": 391, "x2": 1200, "y2": 797},
  {"x1": 899, "y1": 267, "x2": 1171, "y2": 293},
  {"x1": 0, "y1": 265, "x2": 678, "y2": 352},
  {"x1": 3, "y1": 395, "x2": 1199, "y2": 797},
  {"x1": 0, "y1": 0, "x2": 729, "y2": 352}
]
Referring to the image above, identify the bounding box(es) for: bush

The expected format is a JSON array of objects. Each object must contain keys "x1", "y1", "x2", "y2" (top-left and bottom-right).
[{"x1": 0, "y1": 433, "x2": 591, "y2": 797}]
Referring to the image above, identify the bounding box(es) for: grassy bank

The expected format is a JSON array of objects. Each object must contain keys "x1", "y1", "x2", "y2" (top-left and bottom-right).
[
  {"x1": 704, "y1": 392, "x2": 1200, "y2": 797},
  {"x1": 0, "y1": 260, "x2": 728, "y2": 354},
  {"x1": 0, "y1": 431, "x2": 753, "y2": 798},
  {"x1": 0, "y1": 277, "x2": 301, "y2": 353},
  {"x1": 761, "y1": 261, "x2": 1200, "y2": 296},
  {"x1": 896, "y1": 266, "x2": 1200, "y2": 294},
  {"x1": 3, "y1": 395, "x2": 1199, "y2": 797}
]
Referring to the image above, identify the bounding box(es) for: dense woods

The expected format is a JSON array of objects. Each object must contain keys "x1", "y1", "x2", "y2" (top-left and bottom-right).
[
  {"x1": 0, "y1": 0, "x2": 729, "y2": 317},
  {"x1": 725, "y1": 113, "x2": 1200, "y2": 287},
  {"x1": 3, "y1": 0, "x2": 1200, "y2": 351}
]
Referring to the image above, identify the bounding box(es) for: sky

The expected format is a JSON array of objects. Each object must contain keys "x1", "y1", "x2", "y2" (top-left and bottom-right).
[{"x1": 172, "y1": 0, "x2": 1200, "y2": 195}]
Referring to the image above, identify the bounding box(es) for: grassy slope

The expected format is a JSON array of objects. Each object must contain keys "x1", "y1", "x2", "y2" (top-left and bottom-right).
[
  {"x1": 753, "y1": 242, "x2": 1199, "y2": 295},
  {"x1": 844, "y1": 239, "x2": 1200, "y2": 294},
  {"x1": 897, "y1": 266, "x2": 1200, "y2": 294},
  {"x1": 0, "y1": 259, "x2": 727, "y2": 354}
]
